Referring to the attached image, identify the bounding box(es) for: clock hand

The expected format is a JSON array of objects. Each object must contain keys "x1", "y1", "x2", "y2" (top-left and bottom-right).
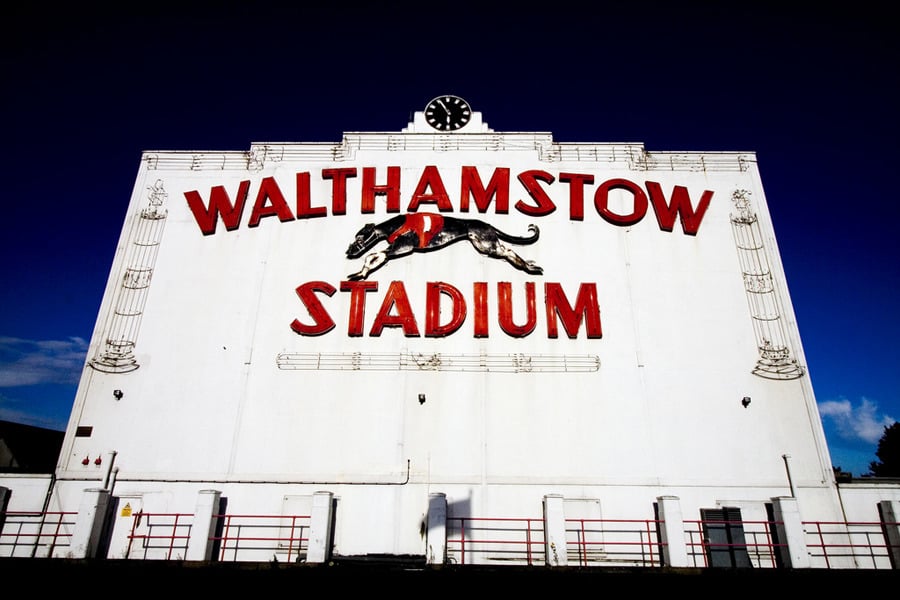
[{"x1": 435, "y1": 99, "x2": 451, "y2": 124}]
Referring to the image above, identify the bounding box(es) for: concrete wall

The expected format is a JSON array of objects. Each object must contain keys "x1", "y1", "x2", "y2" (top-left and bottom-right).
[{"x1": 38, "y1": 113, "x2": 844, "y2": 558}]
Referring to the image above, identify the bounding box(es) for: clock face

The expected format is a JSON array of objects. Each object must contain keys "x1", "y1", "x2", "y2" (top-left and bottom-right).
[{"x1": 425, "y1": 95, "x2": 471, "y2": 131}]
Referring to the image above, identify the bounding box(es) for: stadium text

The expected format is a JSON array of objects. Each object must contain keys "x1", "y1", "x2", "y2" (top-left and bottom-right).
[
  {"x1": 184, "y1": 165, "x2": 713, "y2": 236},
  {"x1": 291, "y1": 280, "x2": 602, "y2": 339}
]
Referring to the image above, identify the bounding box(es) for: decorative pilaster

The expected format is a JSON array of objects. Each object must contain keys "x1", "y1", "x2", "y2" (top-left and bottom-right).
[
  {"x1": 90, "y1": 179, "x2": 168, "y2": 373},
  {"x1": 730, "y1": 189, "x2": 804, "y2": 380}
]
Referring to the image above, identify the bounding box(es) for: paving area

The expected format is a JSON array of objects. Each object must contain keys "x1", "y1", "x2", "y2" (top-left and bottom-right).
[{"x1": 1, "y1": 558, "x2": 896, "y2": 590}]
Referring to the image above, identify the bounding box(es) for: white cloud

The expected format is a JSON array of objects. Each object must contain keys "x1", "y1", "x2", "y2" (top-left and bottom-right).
[
  {"x1": 0, "y1": 336, "x2": 88, "y2": 387},
  {"x1": 819, "y1": 397, "x2": 896, "y2": 444}
]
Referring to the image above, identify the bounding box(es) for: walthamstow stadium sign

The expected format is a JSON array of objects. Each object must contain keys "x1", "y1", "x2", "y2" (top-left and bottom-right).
[{"x1": 183, "y1": 165, "x2": 713, "y2": 340}]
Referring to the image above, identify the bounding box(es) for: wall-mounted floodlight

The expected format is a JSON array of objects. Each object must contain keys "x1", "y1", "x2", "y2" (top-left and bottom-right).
[
  {"x1": 113, "y1": 389, "x2": 123, "y2": 400},
  {"x1": 418, "y1": 393, "x2": 426, "y2": 405},
  {"x1": 741, "y1": 396, "x2": 751, "y2": 408}
]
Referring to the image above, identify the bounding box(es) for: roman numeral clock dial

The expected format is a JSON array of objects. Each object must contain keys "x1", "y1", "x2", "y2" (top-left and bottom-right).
[{"x1": 425, "y1": 95, "x2": 471, "y2": 131}]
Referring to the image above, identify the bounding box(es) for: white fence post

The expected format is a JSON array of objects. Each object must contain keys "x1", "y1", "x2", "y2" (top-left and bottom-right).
[
  {"x1": 878, "y1": 500, "x2": 900, "y2": 569},
  {"x1": 69, "y1": 488, "x2": 110, "y2": 559},
  {"x1": 771, "y1": 496, "x2": 810, "y2": 568},
  {"x1": 186, "y1": 489, "x2": 221, "y2": 561},
  {"x1": 426, "y1": 493, "x2": 447, "y2": 565},
  {"x1": 657, "y1": 495, "x2": 688, "y2": 567},
  {"x1": 306, "y1": 491, "x2": 333, "y2": 564},
  {"x1": 543, "y1": 494, "x2": 567, "y2": 566}
]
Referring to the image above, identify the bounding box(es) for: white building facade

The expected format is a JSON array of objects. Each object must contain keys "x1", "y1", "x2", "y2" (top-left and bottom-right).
[{"x1": 3, "y1": 97, "x2": 898, "y2": 569}]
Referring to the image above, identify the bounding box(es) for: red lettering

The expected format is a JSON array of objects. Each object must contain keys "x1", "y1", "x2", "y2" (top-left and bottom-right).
[
  {"x1": 545, "y1": 282, "x2": 602, "y2": 339},
  {"x1": 248, "y1": 177, "x2": 295, "y2": 228},
  {"x1": 515, "y1": 170, "x2": 557, "y2": 216},
  {"x1": 293, "y1": 280, "x2": 602, "y2": 339},
  {"x1": 460, "y1": 167, "x2": 510, "y2": 213},
  {"x1": 186, "y1": 167, "x2": 715, "y2": 236},
  {"x1": 497, "y1": 281, "x2": 537, "y2": 337},
  {"x1": 295, "y1": 172, "x2": 326, "y2": 219},
  {"x1": 322, "y1": 168, "x2": 357, "y2": 215},
  {"x1": 473, "y1": 282, "x2": 489, "y2": 338},
  {"x1": 369, "y1": 280, "x2": 420, "y2": 337},
  {"x1": 594, "y1": 178, "x2": 647, "y2": 226},
  {"x1": 559, "y1": 172, "x2": 594, "y2": 221},
  {"x1": 184, "y1": 181, "x2": 250, "y2": 235},
  {"x1": 290, "y1": 281, "x2": 336, "y2": 335},
  {"x1": 340, "y1": 280, "x2": 378, "y2": 336},
  {"x1": 425, "y1": 282, "x2": 466, "y2": 337},
  {"x1": 362, "y1": 166, "x2": 401, "y2": 213},
  {"x1": 646, "y1": 181, "x2": 712, "y2": 235},
  {"x1": 408, "y1": 166, "x2": 453, "y2": 212}
]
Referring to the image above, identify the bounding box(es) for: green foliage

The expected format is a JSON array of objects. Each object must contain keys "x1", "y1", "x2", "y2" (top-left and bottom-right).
[{"x1": 868, "y1": 422, "x2": 900, "y2": 477}]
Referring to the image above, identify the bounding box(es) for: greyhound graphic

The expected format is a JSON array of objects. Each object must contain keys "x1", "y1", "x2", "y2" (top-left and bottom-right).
[{"x1": 345, "y1": 213, "x2": 543, "y2": 280}]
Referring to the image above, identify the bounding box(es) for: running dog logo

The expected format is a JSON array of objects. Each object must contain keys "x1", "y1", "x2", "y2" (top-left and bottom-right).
[{"x1": 345, "y1": 213, "x2": 543, "y2": 280}]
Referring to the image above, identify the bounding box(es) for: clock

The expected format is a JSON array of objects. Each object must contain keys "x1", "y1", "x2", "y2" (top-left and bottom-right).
[{"x1": 424, "y1": 95, "x2": 471, "y2": 131}]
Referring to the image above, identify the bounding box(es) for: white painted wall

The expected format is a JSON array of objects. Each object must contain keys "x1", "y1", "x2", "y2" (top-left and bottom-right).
[{"x1": 33, "y1": 111, "x2": 871, "y2": 558}]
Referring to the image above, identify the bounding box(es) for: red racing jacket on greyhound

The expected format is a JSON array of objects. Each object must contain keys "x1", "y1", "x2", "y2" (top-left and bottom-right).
[{"x1": 386, "y1": 213, "x2": 445, "y2": 248}]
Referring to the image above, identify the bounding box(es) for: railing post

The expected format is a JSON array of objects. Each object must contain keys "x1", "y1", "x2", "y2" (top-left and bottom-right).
[
  {"x1": 426, "y1": 493, "x2": 447, "y2": 565},
  {"x1": 69, "y1": 488, "x2": 110, "y2": 559},
  {"x1": 0, "y1": 486, "x2": 9, "y2": 533},
  {"x1": 878, "y1": 500, "x2": 900, "y2": 569},
  {"x1": 307, "y1": 491, "x2": 333, "y2": 564},
  {"x1": 771, "y1": 496, "x2": 810, "y2": 568},
  {"x1": 186, "y1": 489, "x2": 221, "y2": 561},
  {"x1": 657, "y1": 495, "x2": 689, "y2": 567},
  {"x1": 543, "y1": 494, "x2": 567, "y2": 566}
]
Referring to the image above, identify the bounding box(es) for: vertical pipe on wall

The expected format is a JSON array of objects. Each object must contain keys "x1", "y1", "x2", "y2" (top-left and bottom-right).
[
  {"x1": 102, "y1": 451, "x2": 118, "y2": 489},
  {"x1": 782, "y1": 454, "x2": 796, "y2": 497}
]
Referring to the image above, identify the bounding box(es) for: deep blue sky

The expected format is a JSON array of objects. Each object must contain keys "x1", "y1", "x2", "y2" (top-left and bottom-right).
[{"x1": 1, "y1": 4, "x2": 896, "y2": 476}]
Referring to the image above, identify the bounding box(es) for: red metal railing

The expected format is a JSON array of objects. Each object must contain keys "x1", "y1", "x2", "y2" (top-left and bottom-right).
[
  {"x1": 126, "y1": 511, "x2": 192, "y2": 560},
  {"x1": 0, "y1": 511, "x2": 76, "y2": 558},
  {"x1": 213, "y1": 513, "x2": 311, "y2": 563},
  {"x1": 2, "y1": 509, "x2": 896, "y2": 569},
  {"x1": 446, "y1": 517, "x2": 544, "y2": 565},
  {"x1": 121, "y1": 511, "x2": 312, "y2": 562},
  {"x1": 445, "y1": 517, "x2": 664, "y2": 567},
  {"x1": 566, "y1": 518, "x2": 663, "y2": 567},
  {"x1": 804, "y1": 520, "x2": 897, "y2": 569},
  {"x1": 684, "y1": 518, "x2": 783, "y2": 568}
]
